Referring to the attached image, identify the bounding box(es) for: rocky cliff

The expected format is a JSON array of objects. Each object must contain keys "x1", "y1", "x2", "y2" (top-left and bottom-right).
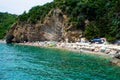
[{"x1": 6, "y1": 8, "x2": 83, "y2": 43}]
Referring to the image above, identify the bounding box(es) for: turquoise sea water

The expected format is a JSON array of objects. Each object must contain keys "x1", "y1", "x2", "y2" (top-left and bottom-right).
[{"x1": 0, "y1": 43, "x2": 120, "y2": 80}]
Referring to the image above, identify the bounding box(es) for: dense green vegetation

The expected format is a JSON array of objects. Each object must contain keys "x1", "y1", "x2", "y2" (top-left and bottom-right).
[
  {"x1": 18, "y1": 0, "x2": 120, "y2": 42},
  {"x1": 0, "y1": 12, "x2": 17, "y2": 39},
  {"x1": 18, "y1": 2, "x2": 54, "y2": 23}
]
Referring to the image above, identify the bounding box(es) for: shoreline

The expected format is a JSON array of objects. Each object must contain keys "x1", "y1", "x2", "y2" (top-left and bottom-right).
[
  {"x1": 0, "y1": 40, "x2": 6, "y2": 43},
  {"x1": 18, "y1": 42, "x2": 114, "y2": 59},
  {"x1": 1, "y1": 41, "x2": 120, "y2": 66},
  {"x1": 18, "y1": 42, "x2": 120, "y2": 66}
]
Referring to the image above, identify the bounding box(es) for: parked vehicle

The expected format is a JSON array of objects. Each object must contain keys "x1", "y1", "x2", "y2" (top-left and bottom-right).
[
  {"x1": 113, "y1": 40, "x2": 120, "y2": 45},
  {"x1": 90, "y1": 38, "x2": 104, "y2": 44}
]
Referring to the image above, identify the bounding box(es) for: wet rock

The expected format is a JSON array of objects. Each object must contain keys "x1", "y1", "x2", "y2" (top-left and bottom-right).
[
  {"x1": 110, "y1": 58, "x2": 120, "y2": 66},
  {"x1": 6, "y1": 34, "x2": 14, "y2": 43}
]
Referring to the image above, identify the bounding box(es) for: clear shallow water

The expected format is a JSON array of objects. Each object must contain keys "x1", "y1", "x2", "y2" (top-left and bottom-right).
[{"x1": 0, "y1": 43, "x2": 120, "y2": 80}]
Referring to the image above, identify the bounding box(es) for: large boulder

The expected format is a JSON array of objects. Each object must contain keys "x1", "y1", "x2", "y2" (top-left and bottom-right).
[{"x1": 6, "y1": 34, "x2": 14, "y2": 43}]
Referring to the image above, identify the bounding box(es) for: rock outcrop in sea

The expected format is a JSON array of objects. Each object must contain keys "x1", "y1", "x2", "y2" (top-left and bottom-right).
[{"x1": 110, "y1": 58, "x2": 120, "y2": 66}]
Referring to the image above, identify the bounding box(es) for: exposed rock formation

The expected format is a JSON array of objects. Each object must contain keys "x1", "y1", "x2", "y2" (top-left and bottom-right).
[
  {"x1": 6, "y1": 8, "x2": 83, "y2": 43},
  {"x1": 110, "y1": 58, "x2": 120, "y2": 66}
]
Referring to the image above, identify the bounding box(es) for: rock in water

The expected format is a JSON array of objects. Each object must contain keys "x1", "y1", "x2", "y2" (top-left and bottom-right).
[
  {"x1": 110, "y1": 58, "x2": 120, "y2": 66},
  {"x1": 6, "y1": 34, "x2": 14, "y2": 43}
]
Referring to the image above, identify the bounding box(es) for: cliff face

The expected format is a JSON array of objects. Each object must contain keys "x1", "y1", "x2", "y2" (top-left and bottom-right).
[{"x1": 6, "y1": 8, "x2": 83, "y2": 43}]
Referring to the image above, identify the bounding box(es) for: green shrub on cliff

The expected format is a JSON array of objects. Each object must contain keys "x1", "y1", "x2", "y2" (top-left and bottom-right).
[
  {"x1": 84, "y1": 22, "x2": 100, "y2": 40},
  {"x1": 0, "y1": 12, "x2": 17, "y2": 39},
  {"x1": 18, "y1": 11, "x2": 28, "y2": 22}
]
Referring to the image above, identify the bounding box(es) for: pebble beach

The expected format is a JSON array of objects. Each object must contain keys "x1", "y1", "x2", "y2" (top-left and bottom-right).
[{"x1": 19, "y1": 41, "x2": 120, "y2": 58}]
